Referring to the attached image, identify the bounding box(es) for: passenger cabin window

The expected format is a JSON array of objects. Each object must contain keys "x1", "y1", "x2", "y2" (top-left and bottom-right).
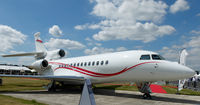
[
  {"x1": 81, "y1": 62, "x2": 83, "y2": 66},
  {"x1": 88, "y1": 62, "x2": 91, "y2": 66},
  {"x1": 101, "y1": 61, "x2": 104, "y2": 65},
  {"x1": 96, "y1": 61, "x2": 99, "y2": 66},
  {"x1": 92, "y1": 61, "x2": 95, "y2": 66},
  {"x1": 152, "y1": 54, "x2": 165, "y2": 60},
  {"x1": 140, "y1": 55, "x2": 150, "y2": 60},
  {"x1": 84, "y1": 62, "x2": 87, "y2": 66},
  {"x1": 77, "y1": 63, "x2": 79, "y2": 67},
  {"x1": 105, "y1": 60, "x2": 109, "y2": 65}
]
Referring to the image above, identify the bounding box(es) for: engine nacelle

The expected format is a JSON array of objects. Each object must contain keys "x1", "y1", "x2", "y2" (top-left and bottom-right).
[
  {"x1": 45, "y1": 49, "x2": 66, "y2": 60},
  {"x1": 31, "y1": 59, "x2": 48, "y2": 70},
  {"x1": 58, "y1": 49, "x2": 65, "y2": 57}
]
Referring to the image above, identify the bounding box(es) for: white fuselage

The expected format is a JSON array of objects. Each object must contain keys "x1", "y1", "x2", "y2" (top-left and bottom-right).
[{"x1": 44, "y1": 50, "x2": 194, "y2": 84}]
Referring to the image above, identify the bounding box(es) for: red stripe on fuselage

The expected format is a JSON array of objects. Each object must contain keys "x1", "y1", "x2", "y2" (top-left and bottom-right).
[{"x1": 49, "y1": 61, "x2": 159, "y2": 77}]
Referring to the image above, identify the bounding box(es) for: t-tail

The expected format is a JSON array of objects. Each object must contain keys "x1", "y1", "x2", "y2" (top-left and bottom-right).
[
  {"x1": 2, "y1": 32, "x2": 65, "y2": 60},
  {"x1": 34, "y1": 32, "x2": 47, "y2": 52},
  {"x1": 2, "y1": 32, "x2": 47, "y2": 60},
  {"x1": 34, "y1": 32, "x2": 65, "y2": 60},
  {"x1": 1, "y1": 32, "x2": 66, "y2": 72}
]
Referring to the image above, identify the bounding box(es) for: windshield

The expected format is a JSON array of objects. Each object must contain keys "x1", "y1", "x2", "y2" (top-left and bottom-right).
[
  {"x1": 152, "y1": 54, "x2": 165, "y2": 60},
  {"x1": 140, "y1": 55, "x2": 151, "y2": 60}
]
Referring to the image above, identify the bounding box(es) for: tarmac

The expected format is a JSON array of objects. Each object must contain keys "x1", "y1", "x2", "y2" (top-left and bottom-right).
[{"x1": 1, "y1": 89, "x2": 200, "y2": 105}]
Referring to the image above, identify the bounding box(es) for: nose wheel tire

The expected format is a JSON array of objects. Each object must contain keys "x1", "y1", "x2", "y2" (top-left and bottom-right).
[{"x1": 143, "y1": 93, "x2": 152, "y2": 99}]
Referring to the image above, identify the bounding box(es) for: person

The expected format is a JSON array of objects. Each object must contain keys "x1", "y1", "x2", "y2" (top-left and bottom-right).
[
  {"x1": 193, "y1": 71, "x2": 199, "y2": 88},
  {"x1": 187, "y1": 77, "x2": 193, "y2": 88}
]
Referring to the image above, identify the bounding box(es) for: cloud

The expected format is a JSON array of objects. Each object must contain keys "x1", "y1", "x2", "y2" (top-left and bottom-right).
[
  {"x1": 84, "y1": 47, "x2": 114, "y2": 55},
  {"x1": 190, "y1": 30, "x2": 200, "y2": 35},
  {"x1": 44, "y1": 38, "x2": 85, "y2": 50},
  {"x1": 158, "y1": 35, "x2": 200, "y2": 71},
  {"x1": 17, "y1": 56, "x2": 35, "y2": 65},
  {"x1": 116, "y1": 47, "x2": 127, "y2": 52},
  {"x1": 91, "y1": 0, "x2": 168, "y2": 22},
  {"x1": 186, "y1": 36, "x2": 200, "y2": 48},
  {"x1": 75, "y1": 24, "x2": 88, "y2": 30},
  {"x1": 134, "y1": 45, "x2": 143, "y2": 49},
  {"x1": 197, "y1": 13, "x2": 200, "y2": 17},
  {"x1": 92, "y1": 22, "x2": 175, "y2": 42},
  {"x1": 49, "y1": 25, "x2": 62, "y2": 37},
  {"x1": 158, "y1": 46, "x2": 180, "y2": 61},
  {"x1": 85, "y1": 37, "x2": 102, "y2": 46},
  {"x1": 170, "y1": 0, "x2": 190, "y2": 14},
  {"x1": 75, "y1": 0, "x2": 175, "y2": 42},
  {"x1": 84, "y1": 46, "x2": 127, "y2": 55},
  {"x1": 9, "y1": 50, "x2": 25, "y2": 54},
  {"x1": 0, "y1": 25, "x2": 26, "y2": 52}
]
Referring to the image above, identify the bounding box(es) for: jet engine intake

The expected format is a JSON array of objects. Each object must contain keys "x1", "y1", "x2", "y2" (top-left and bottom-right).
[
  {"x1": 45, "y1": 49, "x2": 66, "y2": 60},
  {"x1": 30, "y1": 59, "x2": 49, "y2": 70},
  {"x1": 58, "y1": 49, "x2": 65, "y2": 57}
]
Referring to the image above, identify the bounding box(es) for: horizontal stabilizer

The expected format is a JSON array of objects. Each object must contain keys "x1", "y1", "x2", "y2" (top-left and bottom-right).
[{"x1": 2, "y1": 52, "x2": 44, "y2": 57}]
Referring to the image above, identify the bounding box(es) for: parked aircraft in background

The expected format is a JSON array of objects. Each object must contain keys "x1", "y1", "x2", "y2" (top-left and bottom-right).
[{"x1": 1, "y1": 32, "x2": 195, "y2": 98}]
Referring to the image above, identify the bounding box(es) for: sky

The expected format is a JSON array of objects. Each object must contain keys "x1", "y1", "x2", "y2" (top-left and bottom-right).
[{"x1": 0, "y1": 0, "x2": 199, "y2": 71}]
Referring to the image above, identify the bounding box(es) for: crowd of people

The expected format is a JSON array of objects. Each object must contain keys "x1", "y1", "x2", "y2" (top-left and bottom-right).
[{"x1": 186, "y1": 71, "x2": 200, "y2": 89}]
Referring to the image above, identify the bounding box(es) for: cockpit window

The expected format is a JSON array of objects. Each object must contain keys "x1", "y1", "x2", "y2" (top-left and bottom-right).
[
  {"x1": 152, "y1": 54, "x2": 165, "y2": 60},
  {"x1": 140, "y1": 55, "x2": 150, "y2": 60}
]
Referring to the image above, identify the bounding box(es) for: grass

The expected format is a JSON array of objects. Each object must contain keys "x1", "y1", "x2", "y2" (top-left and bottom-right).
[
  {"x1": 163, "y1": 86, "x2": 200, "y2": 96},
  {"x1": 0, "y1": 77, "x2": 50, "y2": 92},
  {"x1": 95, "y1": 83, "x2": 200, "y2": 96},
  {"x1": 95, "y1": 84, "x2": 138, "y2": 91},
  {"x1": 0, "y1": 77, "x2": 50, "y2": 105},
  {"x1": 1, "y1": 77, "x2": 200, "y2": 105},
  {"x1": 1, "y1": 77, "x2": 200, "y2": 96}
]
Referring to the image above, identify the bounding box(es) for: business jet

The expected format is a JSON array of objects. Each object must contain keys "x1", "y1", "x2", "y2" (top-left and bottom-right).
[{"x1": 1, "y1": 32, "x2": 195, "y2": 98}]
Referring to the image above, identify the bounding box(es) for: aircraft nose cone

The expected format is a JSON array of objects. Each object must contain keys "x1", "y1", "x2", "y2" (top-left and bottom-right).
[
  {"x1": 161, "y1": 62, "x2": 195, "y2": 80},
  {"x1": 183, "y1": 66, "x2": 195, "y2": 77}
]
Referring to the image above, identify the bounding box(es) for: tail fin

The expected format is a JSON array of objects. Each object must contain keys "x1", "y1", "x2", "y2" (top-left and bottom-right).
[
  {"x1": 2, "y1": 32, "x2": 47, "y2": 59},
  {"x1": 34, "y1": 32, "x2": 47, "y2": 52}
]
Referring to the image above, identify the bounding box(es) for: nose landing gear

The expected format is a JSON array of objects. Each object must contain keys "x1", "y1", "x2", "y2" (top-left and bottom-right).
[
  {"x1": 143, "y1": 93, "x2": 152, "y2": 99},
  {"x1": 136, "y1": 82, "x2": 152, "y2": 99},
  {"x1": 47, "y1": 80, "x2": 56, "y2": 92}
]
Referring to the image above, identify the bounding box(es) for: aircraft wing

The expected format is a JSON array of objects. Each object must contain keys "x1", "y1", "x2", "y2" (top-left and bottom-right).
[
  {"x1": 2, "y1": 52, "x2": 44, "y2": 57},
  {"x1": 0, "y1": 75, "x2": 84, "y2": 83}
]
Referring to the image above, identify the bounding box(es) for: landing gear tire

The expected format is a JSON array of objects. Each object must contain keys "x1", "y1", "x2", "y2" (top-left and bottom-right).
[
  {"x1": 48, "y1": 87, "x2": 56, "y2": 92},
  {"x1": 143, "y1": 93, "x2": 152, "y2": 99},
  {"x1": 47, "y1": 80, "x2": 56, "y2": 92}
]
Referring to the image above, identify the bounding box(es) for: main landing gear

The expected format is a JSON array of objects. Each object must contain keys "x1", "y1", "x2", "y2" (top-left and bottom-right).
[
  {"x1": 47, "y1": 80, "x2": 56, "y2": 92},
  {"x1": 46, "y1": 79, "x2": 96, "y2": 105},
  {"x1": 136, "y1": 82, "x2": 152, "y2": 99}
]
